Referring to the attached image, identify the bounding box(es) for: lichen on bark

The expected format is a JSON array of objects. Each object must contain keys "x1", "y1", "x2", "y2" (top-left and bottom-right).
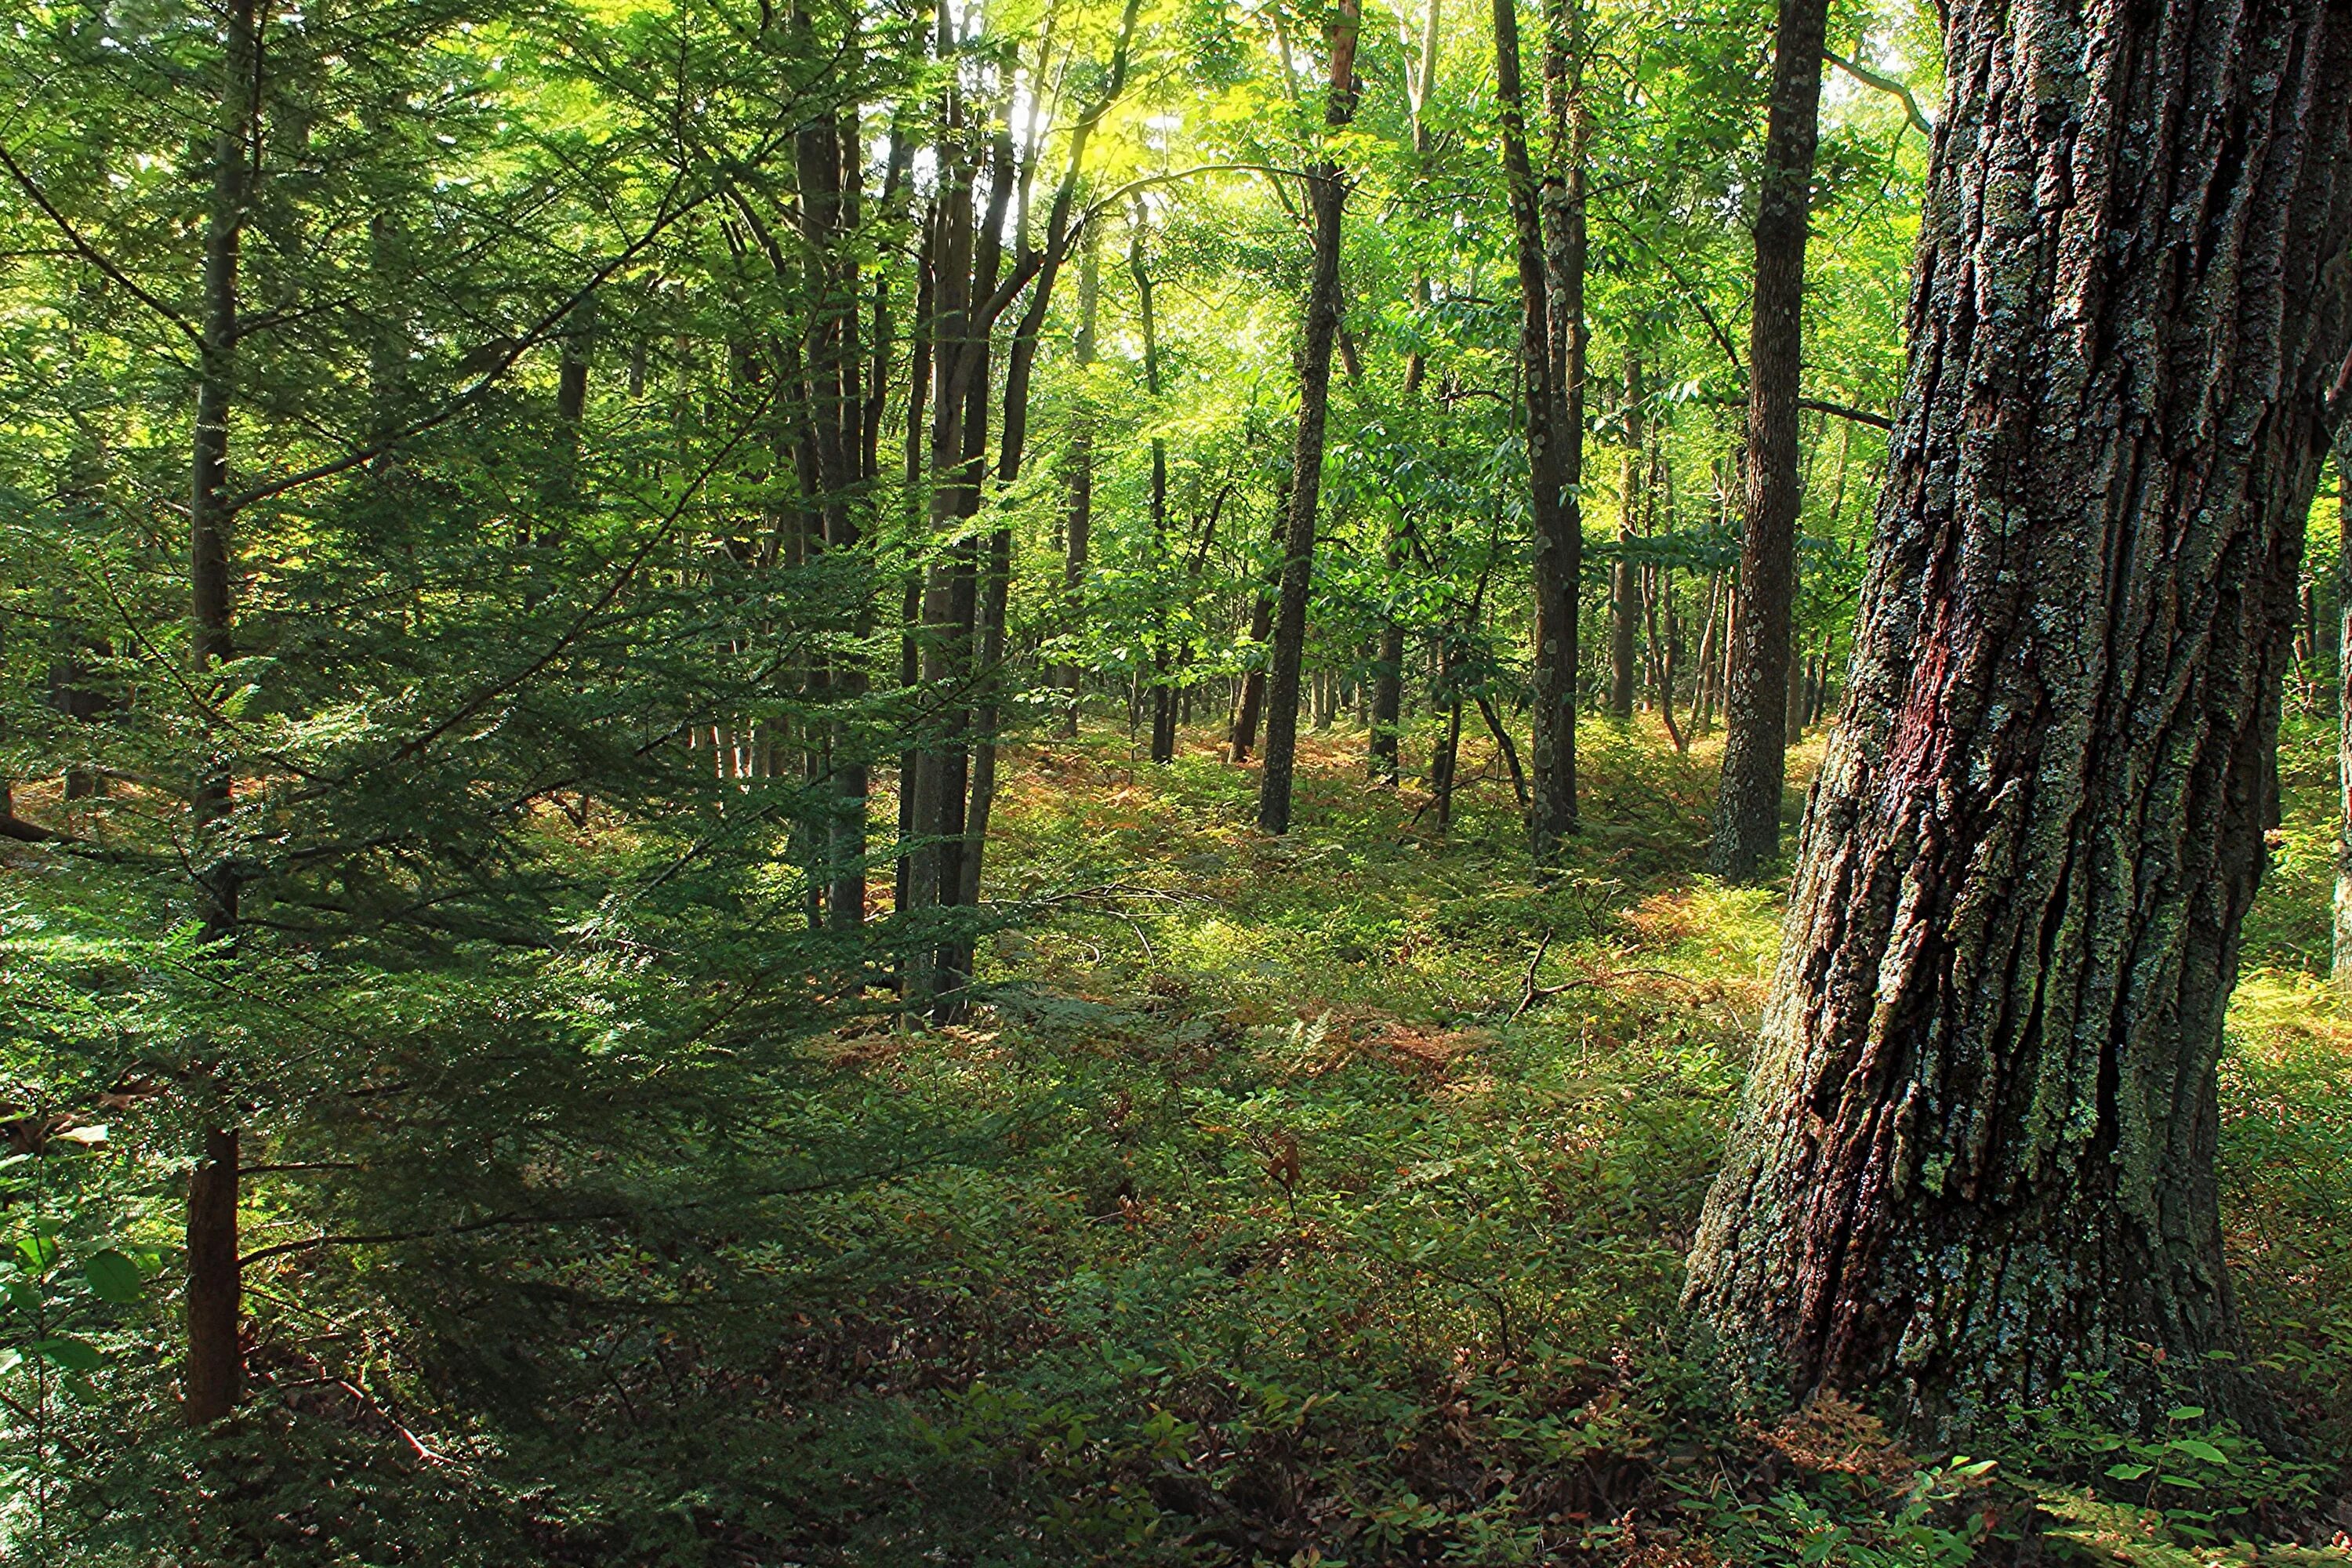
[{"x1": 1682, "y1": 0, "x2": 2352, "y2": 1441}]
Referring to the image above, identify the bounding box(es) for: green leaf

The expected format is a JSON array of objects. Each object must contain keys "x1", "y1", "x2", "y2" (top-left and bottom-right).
[
  {"x1": 29, "y1": 1337, "x2": 102, "y2": 1372},
  {"x1": 2165, "y1": 1405, "x2": 2205, "y2": 1421},
  {"x1": 13, "y1": 1234, "x2": 58, "y2": 1274},
  {"x1": 2105, "y1": 1463, "x2": 2154, "y2": 1482},
  {"x1": 2169, "y1": 1438, "x2": 2227, "y2": 1465},
  {"x1": 82, "y1": 1249, "x2": 143, "y2": 1305}
]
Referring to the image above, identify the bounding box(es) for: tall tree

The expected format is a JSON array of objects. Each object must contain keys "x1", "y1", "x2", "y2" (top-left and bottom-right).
[
  {"x1": 2337, "y1": 444, "x2": 2352, "y2": 983},
  {"x1": 1708, "y1": 0, "x2": 1831, "y2": 880},
  {"x1": 181, "y1": 0, "x2": 260, "y2": 1428},
  {"x1": 1062, "y1": 224, "x2": 1101, "y2": 736},
  {"x1": 1256, "y1": 0, "x2": 1362, "y2": 834},
  {"x1": 1530, "y1": 0, "x2": 1588, "y2": 860},
  {"x1": 1610, "y1": 351, "x2": 1642, "y2": 719},
  {"x1": 1136, "y1": 209, "x2": 1176, "y2": 764},
  {"x1": 1684, "y1": 0, "x2": 2352, "y2": 1433},
  {"x1": 1497, "y1": 0, "x2": 1577, "y2": 861}
]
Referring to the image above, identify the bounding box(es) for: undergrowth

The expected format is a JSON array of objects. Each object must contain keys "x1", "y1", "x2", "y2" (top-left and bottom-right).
[{"x1": 752, "y1": 718, "x2": 2352, "y2": 1565}]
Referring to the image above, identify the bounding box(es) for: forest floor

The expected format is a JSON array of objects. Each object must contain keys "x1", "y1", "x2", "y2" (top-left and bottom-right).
[{"x1": 777, "y1": 715, "x2": 2352, "y2": 1566}]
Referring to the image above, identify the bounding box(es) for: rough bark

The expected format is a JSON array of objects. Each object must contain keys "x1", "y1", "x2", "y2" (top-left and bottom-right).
[
  {"x1": 1530, "y1": 0, "x2": 1587, "y2": 862},
  {"x1": 1708, "y1": 0, "x2": 1830, "y2": 881},
  {"x1": 1684, "y1": 0, "x2": 2352, "y2": 1439},
  {"x1": 1256, "y1": 0, "x2": 1359, "y2": 835}
]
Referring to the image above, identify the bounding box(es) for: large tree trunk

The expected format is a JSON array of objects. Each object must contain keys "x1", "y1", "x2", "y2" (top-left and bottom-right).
[
  {"x1": 1708, "y1": 0, "x2": 1829, "y2": 881},
  {"x1": 1684, "y1": 0, "x2": 2352, "y2": 1439},
  {"x1": 1255, "y1": 0, "x2": 1359, "y2": 835},
  {"x1": 183, "y1": 0, "x2": 259, "y2": 1428}
]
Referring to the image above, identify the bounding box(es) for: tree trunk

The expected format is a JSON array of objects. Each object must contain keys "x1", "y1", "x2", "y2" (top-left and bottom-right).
[
  {"x1": 1135, "y1": 216, "x2": 1177, "y2": 766},
  {"x1": 183, "y1": 0, "x2": 259, "y2": 1428},
  {"x1": 1063, "y1": 226, "x2": 1100, "y2": 737},
  {"x1": 1684, "y1": 0, "x2": 2352, "y2": 1439},
  {"x1": 1783, "y1": 612, "x2": 1808, "y2": 746},
  {"x1": 1370, "y1": 559, "x2": 1405, "y2": 782},
  {"x1": 2336, "y1": 444, "x2": 2352, "y2": 983},
  {"x1": 1693, "y1": 568, "x2": 1722, "y2": 732},
  {"x1": 1230, "y1": 508, "x2": 1281, "y2": 763},
  {"x1": 1255, "y1": 0, "x2": 1359, "y2": 835},
  {"x1": 1498, "y1": 0, "x2": 1580, "y2": 862},
  {"x1": 1708, "y1": 0, "x2": 1828, "y2": 881},
  {"x1": 796, "y1": 82, "x2": 869, "y2": 937},
  {"x1": 1610, "y1": 353, "x2": 1642, "y2": 718},
  {"x1": 895, "y1": 232, "x2": 933, "y2": 927}
]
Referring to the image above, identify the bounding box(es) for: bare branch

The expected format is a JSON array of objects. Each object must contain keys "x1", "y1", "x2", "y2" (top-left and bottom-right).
[{"x1": 1824, "y1": 50, "x2": 1935, "y2": 138}]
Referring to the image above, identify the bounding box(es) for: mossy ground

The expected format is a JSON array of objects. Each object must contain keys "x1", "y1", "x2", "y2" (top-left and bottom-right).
[{"x1": 774, "y1": 714, "x2": 2352, "y2": 1566}]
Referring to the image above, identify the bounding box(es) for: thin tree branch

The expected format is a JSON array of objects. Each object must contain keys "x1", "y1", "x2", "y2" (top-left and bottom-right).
[
  {"x1": 1824, "y1": 51, "x2": 1935, "y2": 137},
  {"x1": 223, "y1": 173, "x2": 713, "y2": 513},
  {"x1": 0, "y1": 140, "x2": 203, "y2": 345}
]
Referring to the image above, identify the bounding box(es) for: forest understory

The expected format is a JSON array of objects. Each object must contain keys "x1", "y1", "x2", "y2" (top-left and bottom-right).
[
  {"x1": 622, "y1": 717, "x2": 2352, "y2": 1563},
  {"x1": 9, "y1": 0, "x2": 2352, "y2": 1553},
  {"x1": 124, "y1": 713, "x2": 2332, "y2": 1568}
]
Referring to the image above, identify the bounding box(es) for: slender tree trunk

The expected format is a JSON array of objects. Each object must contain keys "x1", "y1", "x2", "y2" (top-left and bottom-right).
[
  {"x1": 1708, "y1": 0, "x2": 1829, "y2": 881},
  {"x1": 895, "y1": 230, "x2": 933, "y2": 927},
  {"x1": 1693, "y1": 568, "x2": 1722, "y2": 732},
  {"x1": 1610, "y1": 353, "x2": 1642, "y2": 718},
  {"x1": 2336, "y1": 445, "x2": 2352, "y2": 983},
  {"x1": 1257, "y1": 0, "x2": 1359, "y2": 834},
  {"x1": 1783, "y1": 608, "x2": 1807, "y2": 745},
  {"x1": 1685, "y1": 0, "x2": 2352, "y2": 1438},
  {"x1": 183, "y1": 0, "x2": 259, "y2": 1428},
  {"x1": 1231, "y1": 506, "x2": 1281, "y2": 762},
  {"x1": 1499, "y1": 0, "x2": 1579, "y2": 862},
  {"x1": 1134, "y1": 216, "x2": 1177, "y2": 766},
  {"x1": 1063, "y1": 227, "x2": 1100, "y2": 736},
  {"x1": 1370, "y1": 537, "x2": 1405, "y2": 782},
  {"x1": 795, "y1": 75, "x2": 869, "y2": 936}
]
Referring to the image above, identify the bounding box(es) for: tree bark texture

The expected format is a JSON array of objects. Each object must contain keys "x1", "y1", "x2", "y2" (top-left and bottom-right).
[
  {"x1": 1256, "y1": 0, "x2": 1359, "y2": 835},
  {"x1": 1534, "y1": 0, "x2": 1588, "y2": 861},
  {"x1": 1709, "y1": 0, "x2": 1830, "y2": 882},
  {"x1": 1684, "y1": 0, "x2": 2352, "y2": 1439}
]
